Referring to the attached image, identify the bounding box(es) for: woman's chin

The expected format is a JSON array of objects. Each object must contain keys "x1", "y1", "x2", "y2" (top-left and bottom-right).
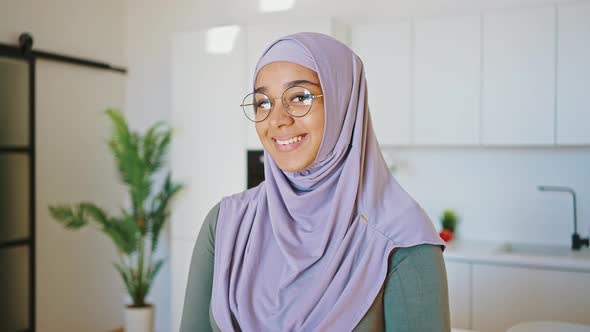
[
  {"x1": 276, "y1": 160, "x2": 307, "y2": 173},
  {"x1": 272, "y1": 154, "x2": 316, "y2": 173}
]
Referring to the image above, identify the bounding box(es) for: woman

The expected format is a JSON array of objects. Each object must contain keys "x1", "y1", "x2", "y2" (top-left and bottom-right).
[{"x1": 180, "y1": 32, "x2": 450, "y2": 331}]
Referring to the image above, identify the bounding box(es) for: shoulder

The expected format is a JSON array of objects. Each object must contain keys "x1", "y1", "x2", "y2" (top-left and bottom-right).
[
  {"x1": 382, "y1": 246, "x2": 451, "y2": 330},
  {"x1": 214, "y1": 184, "x2": 266, "y2": 233},
  {"x1": 197, "y1": 201, "x2": 221, "y2": 256},
  {"x1": 388, "y1": 244, "x2": 445, "y2": 277},
  {"x1": 383, "y1": 243, "x2": 447, "y2": 303},
  {"x1": 204, "y1": 201, "x2": 221, "y2": 233},
  {"x1": 220, "y1": 182, "x2": 265, "y2": 209},
  {"x1": 202, "y1": 181, "x2": 264, "y2": 246}
]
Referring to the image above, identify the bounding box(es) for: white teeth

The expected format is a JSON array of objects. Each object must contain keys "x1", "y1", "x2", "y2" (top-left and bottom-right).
[{"x1": 276, "y1": 135, "x2": 303, "y2": 145}]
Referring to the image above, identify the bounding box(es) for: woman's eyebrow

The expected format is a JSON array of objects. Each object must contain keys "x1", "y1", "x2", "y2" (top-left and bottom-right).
[
  {"x1": 254, "y1": 80, "x2": 321, "y2": 94},
  {"x1": 286, "y1": 80, "x2": 321, "y2": 88}
]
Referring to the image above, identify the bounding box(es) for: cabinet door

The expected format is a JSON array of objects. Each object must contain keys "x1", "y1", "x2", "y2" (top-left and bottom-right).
[
  {"x1": 245, "y1": 21, "x2": 349, "y2": 150},
  {"x1": 472, "y1": 264, "x2": 590, "y2": 332},
  {"x1": 352, "y1": 23, "x2": 412, "y2": 146},
  {"x1": 557, "y1": 2, "x2": 590, "y2": 145},
  {"x1": 445, "y1": 260, "x2": 472, "y2": 330},
  {"x1": 171, "y1": 26, "x2": 248, "y2": 331},
  {"x1": 414, "y1": 15, "x2": 481, "y2": 145},
  {"x1": 482, "y1": 7, "x2": 556, "y2": 145}
]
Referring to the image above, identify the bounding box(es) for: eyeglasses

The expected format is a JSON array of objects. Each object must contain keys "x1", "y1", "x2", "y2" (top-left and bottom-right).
[{"x1": 240, "y1": 86, "x2": 323, "y2": 122}]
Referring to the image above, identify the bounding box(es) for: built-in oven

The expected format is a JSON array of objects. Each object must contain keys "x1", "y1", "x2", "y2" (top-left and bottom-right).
[{"x1": 247, "y1": 150, "x2": 265, "y2": 189}]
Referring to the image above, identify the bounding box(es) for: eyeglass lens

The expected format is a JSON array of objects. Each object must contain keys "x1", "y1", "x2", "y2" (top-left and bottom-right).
[{"x1": 241, "y1": 86, "x2": 316, "y2": 122}]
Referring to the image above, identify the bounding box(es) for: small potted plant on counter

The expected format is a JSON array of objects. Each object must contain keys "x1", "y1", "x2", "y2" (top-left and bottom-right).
[
  {"x1": 48, "y1": 109, "x2": 183, "y2": 332},
  {"x1": 439, "y1": 209, "x2": 458, "y2": 243}
]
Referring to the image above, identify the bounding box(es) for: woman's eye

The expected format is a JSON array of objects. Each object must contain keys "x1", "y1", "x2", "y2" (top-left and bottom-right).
[
  {"x1": 256, "y1": 100, "x2": 271, "y2": 109},
  {"x1": 290, "y1": 94, "x2": 311, "y2": 104}
]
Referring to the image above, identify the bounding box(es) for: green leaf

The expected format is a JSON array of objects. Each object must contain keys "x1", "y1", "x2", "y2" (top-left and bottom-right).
[
  {"x1": 79, "y1": 202, "x2": 110, "y2": 228},
  {"x1": 105, "y1": 109, "x2": 151, "y2": 215},
  {"x1": 110, "y1": 215, "x2": 141, "y2": 255},
  {"x1": 143, "y1": 121, "x2": 169, "y2": 173},
  {"x1": 113, "y1": 262, "x2": 135, "y2": 299},
  {"x1": 441, "y1": 209, "x2": 458, "y2": 231},
  {"x1": 48, "y1": 205, "x2": 89, "y2": 229},
  {"x1": 148, "y1": 173, "x2": 183, "y2": 251},
  {"x1": 144, "y1": 259, "x2": 164, "y2": 297}
]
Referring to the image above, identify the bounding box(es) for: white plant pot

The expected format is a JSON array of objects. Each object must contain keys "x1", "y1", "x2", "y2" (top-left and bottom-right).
[{"x1": 125, "y1": 304, "x2": 154, "y2": 332}]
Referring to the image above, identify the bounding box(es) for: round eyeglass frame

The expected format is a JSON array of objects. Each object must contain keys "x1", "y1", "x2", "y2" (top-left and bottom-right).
[{"x1": 240, "y1": 85, "x2": 323, "y2": 123}]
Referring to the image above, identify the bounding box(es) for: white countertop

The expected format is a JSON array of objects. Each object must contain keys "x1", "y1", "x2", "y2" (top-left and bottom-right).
[
  {"x1": 507, "y1": 321, "x2": 590, "y2": 332},
  {"x1": 442, "y1": 238, "x2": 590, "y2": 272}
]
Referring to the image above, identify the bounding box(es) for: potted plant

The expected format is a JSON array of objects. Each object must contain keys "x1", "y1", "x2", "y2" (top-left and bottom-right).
[
  {"x1": 48, "y1": 109, "x2": 183, "y2": 332},
  {"x1": 439, "y1": 209, "x2": 459, "y2": 243}
]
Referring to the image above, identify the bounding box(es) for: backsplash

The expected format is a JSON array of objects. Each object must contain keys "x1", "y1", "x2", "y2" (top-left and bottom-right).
[{"x1": 382, "y1": 146, "x2": 590, "y2": 247}]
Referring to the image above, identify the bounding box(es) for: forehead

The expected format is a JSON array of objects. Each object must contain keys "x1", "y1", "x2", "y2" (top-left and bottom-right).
[{"x1": 255, "y1": 61, "x2": 320, "y2": 88}]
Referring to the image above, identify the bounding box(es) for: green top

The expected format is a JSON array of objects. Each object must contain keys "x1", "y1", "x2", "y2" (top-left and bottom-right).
[{"x1": 180, "y1": 202, "x2": 451, "y2": 331}]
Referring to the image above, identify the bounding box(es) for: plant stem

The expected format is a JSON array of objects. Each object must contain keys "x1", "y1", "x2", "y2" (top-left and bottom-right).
[{"x1": 136, "y1": 211, "x2": 145, "y2": 306}]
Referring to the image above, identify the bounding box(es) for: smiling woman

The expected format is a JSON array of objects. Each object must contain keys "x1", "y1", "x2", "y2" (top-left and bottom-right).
[{"x1": 180, "y1": 32, "x2": 450, "y2": 332}]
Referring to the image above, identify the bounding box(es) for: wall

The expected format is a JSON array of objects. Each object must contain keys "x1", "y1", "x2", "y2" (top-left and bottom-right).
[
  {"x1": 0, "y1": 1, "x2": 132, "y2": 331},
  {"x1": 383, "y1": 147, "x2": 590, "y2": 246}
]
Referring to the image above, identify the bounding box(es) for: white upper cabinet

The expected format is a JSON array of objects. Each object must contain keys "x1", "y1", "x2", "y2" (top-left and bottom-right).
[
  {"x1": 414, "y1": 15, "x2": 481, "y2": 145},
  {"x1": 557, "y1": 2, "x2": 590, "y2": 145},
  {"x1": 352, "y1": 23, "x2": 412, "y2": 146},
  {"x1": 244, "y1": 21, "x2": 349, "y2": 150},
  {"x1": 481, "y1": 6, "x2": 556, "y2": 145}
]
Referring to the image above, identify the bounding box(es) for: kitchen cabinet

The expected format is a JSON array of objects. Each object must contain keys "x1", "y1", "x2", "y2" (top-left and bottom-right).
[
  {"x1": 351, "y1": 23, "x2": 412, "y2": 146},
  {"x1": 245, "y1": 21, "x2": 349, "y2": 150},
  {"x1": 445, "y1": 261, "x2": 472, "y2": 330},
  {"x1": 472, "y1": 264, "x2": 590, "y2": 332},
  {"x1": 349, "y1": 5, "x2": 590, "y2": 147},
  {"x1": 481, "y1": 6, "x2": 556, "y2": 145},
  {"x1": 413, "y1": 15, "x2": 481, "y2": 145},
  {"x1": 556, "y1": 2, "x2": 590, "y2": 145}
]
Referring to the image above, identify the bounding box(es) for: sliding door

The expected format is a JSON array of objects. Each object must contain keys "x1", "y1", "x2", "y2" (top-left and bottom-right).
[{"x1": 0, "y1": 52, "x2": 35, "y2": 332}]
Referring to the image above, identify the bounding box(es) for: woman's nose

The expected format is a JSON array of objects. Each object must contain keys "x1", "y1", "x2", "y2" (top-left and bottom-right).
[{"x1": 268, "y1": 98, "x2": 294, "y2": 128}]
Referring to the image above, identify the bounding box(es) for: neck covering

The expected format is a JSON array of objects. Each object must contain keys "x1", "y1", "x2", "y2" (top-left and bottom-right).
[{"x1": 211, "y1": 32, "x2": 445, "y2": 332}]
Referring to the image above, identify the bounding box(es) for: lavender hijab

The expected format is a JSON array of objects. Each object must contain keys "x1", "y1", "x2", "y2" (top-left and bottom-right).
[{"x1": 211, "y1": 32, "x2": 445, "y2": 331}]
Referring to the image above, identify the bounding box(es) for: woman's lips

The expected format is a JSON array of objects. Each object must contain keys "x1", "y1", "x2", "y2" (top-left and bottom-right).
[{"x1": 272, "y1": 134, "x2": 308, "y2": 152}]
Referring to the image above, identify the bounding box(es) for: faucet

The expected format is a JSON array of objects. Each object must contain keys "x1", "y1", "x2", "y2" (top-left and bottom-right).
[{"x1": 538, "y1": 185, "x2": 589, "y2": 250}]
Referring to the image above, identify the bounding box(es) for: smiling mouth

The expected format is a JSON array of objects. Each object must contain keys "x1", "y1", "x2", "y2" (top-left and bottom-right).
[{"x1": 272, "y1": 134, "x2": 308, "y2": 152}]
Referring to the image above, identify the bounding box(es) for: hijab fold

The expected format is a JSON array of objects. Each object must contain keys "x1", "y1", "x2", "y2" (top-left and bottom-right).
[{"x1": 211, "y1": 32, "x2": 445, "y2": 332}]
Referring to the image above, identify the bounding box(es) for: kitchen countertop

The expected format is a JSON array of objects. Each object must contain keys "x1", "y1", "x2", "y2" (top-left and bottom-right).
[
  {"x1": 442, "y1": 238, "x2": 590, "y2": 272},
  {"x1": 507, "y1": 321, "x2": 590, "y2": 332}
]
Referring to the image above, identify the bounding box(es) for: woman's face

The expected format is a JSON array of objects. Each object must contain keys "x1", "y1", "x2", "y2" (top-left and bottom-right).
[{"x1": 255, "y1": 61, "x2": 325, "y2": 173}]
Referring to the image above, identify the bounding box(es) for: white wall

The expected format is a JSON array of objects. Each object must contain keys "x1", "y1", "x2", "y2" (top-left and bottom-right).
[
  {"x1": 1, "y1": 1, "x2": 135, "y2": 331},
  {"x1": 36, "y1": 60, "x2": 127, "y2": 332},
  {"x1": 0, "y1": 0, "x2": 125, "y2": 65},
  {"x1": 383, "y1": 147, "x2": 590, "y2": 246}
]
